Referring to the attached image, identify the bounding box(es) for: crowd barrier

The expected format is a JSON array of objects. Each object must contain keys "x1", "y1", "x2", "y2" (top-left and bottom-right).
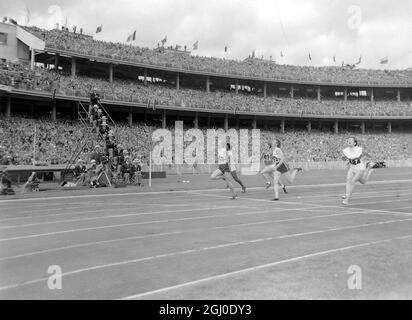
[{"x1": 150, "y1": 159, "x2": 412, "y2": 175}]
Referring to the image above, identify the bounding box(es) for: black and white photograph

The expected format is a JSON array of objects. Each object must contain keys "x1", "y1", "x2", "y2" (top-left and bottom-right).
[{"x1": 0, "y1": 0, "x2": 412, "y2": 306}]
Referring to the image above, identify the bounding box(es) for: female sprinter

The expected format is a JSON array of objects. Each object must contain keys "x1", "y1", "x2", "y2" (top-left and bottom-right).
[
  {"x1": 265, "y1": 139, "x2": 302, "y2": 201},
  {"x1": 341, "y1": 137, "x2": 376, "y2": 205},
  {"x1": 261, "y1": 142, "x2": 288, "y2": 194},
  {"x1": 210, "y1": 143, "x2": 238, "y2": 199}
]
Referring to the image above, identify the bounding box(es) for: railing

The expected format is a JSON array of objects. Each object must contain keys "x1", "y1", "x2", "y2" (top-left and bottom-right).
[
  {"x1": 148, "y1": 160, "x2": 412, "y2": 175},
  {"x1": 41, "y1": 47, "x2": 412, "y2": 88}
]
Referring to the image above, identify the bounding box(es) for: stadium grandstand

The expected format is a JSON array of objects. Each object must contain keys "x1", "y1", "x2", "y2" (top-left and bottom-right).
[{"x1": 1, "y1": 22, "x2": 412, "y2": 178}]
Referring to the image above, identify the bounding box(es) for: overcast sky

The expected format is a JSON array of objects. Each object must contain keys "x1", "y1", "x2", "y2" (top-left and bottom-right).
[{"x1": 2, "y1": 0, "x2": 411, "y2": 69}]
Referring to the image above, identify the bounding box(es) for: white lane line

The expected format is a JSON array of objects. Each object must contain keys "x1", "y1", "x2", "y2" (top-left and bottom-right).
[
  {"x1": 306, "y1": 197, "x2": 412, "y2": 208},
  {"x1": 1, "y1": 178, "x2": 412, "y2": 204},
  {"x1": 0, "y1": 211, "x2": 367, "y2": 262},
  {"x1": 295, "y1": 189, "x2": 412, "y2": 200},
  {"x1": 190, "y1": 191, "x2": 412, "y2": 221},
  {"x1": 120, "y1": 232, "x2": 412, "y2": 300},
  {"x1": 0, "y1": 206, "x2": 244, "y2": 230},
  {"x1": 0, "y1": 195, "x2": 214, "y2": 223},
  {"x1": 0, "y1": 203, "x2": 338, "y2": 243},
  {"x1": 0, "y1": 193, "x2": 205, "y2": 215},
  {"x1": 2, "y1": 216, "x2": 412, "y2": 292}
]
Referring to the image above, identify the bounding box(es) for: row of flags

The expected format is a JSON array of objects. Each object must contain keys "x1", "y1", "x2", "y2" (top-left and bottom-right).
[
  {"x1": 253, "y1": 49, "x2": 389, "y2": 65},
  {"x1": 95, "y1": 26, "x2": 231, "y2": 52},
  {"x1": 1, "y1": 17, "x2": 392, "y2": 65}
]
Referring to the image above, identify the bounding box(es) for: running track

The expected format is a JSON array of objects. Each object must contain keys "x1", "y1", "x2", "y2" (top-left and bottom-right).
[{"x1": 1, "y1": 168, "x2": 412, "y2": 299}]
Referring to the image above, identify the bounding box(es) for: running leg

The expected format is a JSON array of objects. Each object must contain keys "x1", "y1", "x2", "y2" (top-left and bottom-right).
[
  {"x1": 231, "y1": 170, "x2": 246, "y2": 193},
  {"x1": 272, "y1": 171, "x2": 282, "y2": 201},
  {"x1": 211, "y1": 169, "x2": 237, "y2": 198}
]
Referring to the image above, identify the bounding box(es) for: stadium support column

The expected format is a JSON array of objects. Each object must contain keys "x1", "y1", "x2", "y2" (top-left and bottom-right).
[
  {"x1": 307, "y1": 120, "x2": 312, "y2": 133},
  {"x1": 263, "y1": 82, "x2": 267, "y2": 98},
  {"x1": 194, "y1": 112, "x2": 199, "y2": 129},
  {"x1": 109, "y1": 64, "x2": 113, "y2": 83},
  {"x1": 207, "y1": 116, "x2": 211, "y2": 127},
  {"x1": 144, "y1": 69, "x2": 148, "y2": 86},
  {"x1": 6, "y1": 96, "x2": 11, "y2": 118},
  {"x1": 51, "y1": 102, "x2": 57, "y2": 121},
  {"x1": 206, "y1": 77, "x2": 210, "y2": 93},
  {"x1": 397, "y1": 89, "x2": 401, "y2": 102},
  {"x1": 236, "y1": 117, "x2": 240, "y2": 129},
  {"x1": 71, "y1": 57, "x2": 76, "y2": 78},
  {"x1": 361, "y1": 121, "x2": 365, "y2": 134},
  {"x1": 224, "y1": 114, "x2": 229, "y2": 131},
  {"x1": 235, "y1": 81, "x2": 239, "y2": 94},
  {"x1": 290, "y1": 86, "x2": 294, "y2": 99},
  {"x1": 128, "y1": 108, "x2": 133, "y2": 126},
  {"x1": 252, "y1": 116, "x2": 257, "y2": 129},
  {"x1": 370, "y1": 88, "x2": 374, "y2": 103},
  {"x1": 55, "y1": 53, "x2": 60, "y2": 69},
  {"x1": 344, "y1": 88, "x2": 348, "y2": 102},
  {"x1": 30, "y1": 49, "x2": 35, "y2": 70},
  {"x1": 334, "y1": 120, "x2": 339, "y2": 134},
  {"x1": 280, "y1": 119, "x2": 285, "y2": 134},
  {"x1": 162, "y1": 110, "x2": 167, "y2": 129},
  {"x1": 264, "y1": 119, "x2": 268, "y2": 130},
  {"x1": 317, "y1": 86, "x2": 321, "y2": 101},
  {"x1": 176, "y1": 73, "x2": 180, "y2": 91}
]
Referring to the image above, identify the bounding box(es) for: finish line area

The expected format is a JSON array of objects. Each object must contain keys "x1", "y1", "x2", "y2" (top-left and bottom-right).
[{"x1": 1, "y1": 168, "x2": 412, "y2": 299}]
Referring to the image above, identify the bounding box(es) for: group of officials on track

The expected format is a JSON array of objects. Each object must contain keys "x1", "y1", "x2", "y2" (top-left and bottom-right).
[{"x1": 210, "y1": 137, "x2": 376, "y2": 205}]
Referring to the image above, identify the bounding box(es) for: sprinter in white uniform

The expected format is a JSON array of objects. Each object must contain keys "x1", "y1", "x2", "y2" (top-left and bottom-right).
[
  {"x1": 261, "y1": 139, "x2": 302, "y2": 201},
  {"x1": 261, "y1": 142, "x2": 288, "y2": 193},
  {"x1": 210, "y1": 142, "x2": 238, "y2": 199},
  {"x1": 341, "y1": 137, "x2": 376, "y2": 205}
]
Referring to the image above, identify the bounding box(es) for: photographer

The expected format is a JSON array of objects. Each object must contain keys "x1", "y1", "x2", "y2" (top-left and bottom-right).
[
  {"x1": 98, "y1": 117, "x2": 110, "y2": 137},
  {"x1": 74, "y1": 159, "x2": 87, "y2": 185},
  {"x1": 132, "y1": 158, "x2": 143, "y2": 187},
  {"x1": 90, "y1": 87, "x2": 100, "y2": 107},
  {"x1": 0, "y1": 169, "x2": 15, "y2": 195},
  {"x1": 90, "y1": 145, "x2": 102, "y2": 164}
]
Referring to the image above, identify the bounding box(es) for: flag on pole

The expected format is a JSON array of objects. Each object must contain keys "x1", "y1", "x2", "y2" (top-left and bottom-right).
[
  {"x1": 26, "y1": 7, "x2": 31, "y2": 25},
  {"x1": 380, "y1": 56, "x2": 389, "y2": 64},
  {"x1": 251, "y1": 49, "x2": 255, "y2": 58},
  {"x1": 96, "y1": 25, "x2": 102, "y2": 34},
  {"x1": 308, "y1": 52, "x2": 312, "y2": 61},
  {"x1": 161, "y1": 36, "x2": 167, "y2": 45},
  {"x1": 193, "y1": 41, "x2": 198, "y2": 50},
  {"x1": 333, "y1": 55, "x2": 336, "y2": 62},
  {"x1": 127, "y1": 30, "x2": 136, "y2": 42},
  {"x1": 280, "y1": 50, "x2": 284, "y2": 57},
  {"x1": 224, "y1": 45, "x2": 228, "y2": 53},
  {"x1": 356, "y1": 55, "x2": 362, "y2": 65},
  {"x1": 9, "y1": 18, "x2": 17, "y2": 25}
]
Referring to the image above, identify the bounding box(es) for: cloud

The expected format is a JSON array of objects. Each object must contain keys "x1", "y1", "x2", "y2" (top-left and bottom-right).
[{"x1": 1, "y1": 0, "x2": 411, "y2": 69}]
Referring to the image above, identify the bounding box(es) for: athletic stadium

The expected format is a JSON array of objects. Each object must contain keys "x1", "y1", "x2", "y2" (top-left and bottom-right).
[{"x1": 1, "y1": 3, "x2": 412, "y2": 300}]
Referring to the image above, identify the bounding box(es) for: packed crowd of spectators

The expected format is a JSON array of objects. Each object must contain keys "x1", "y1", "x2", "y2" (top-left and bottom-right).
[
  {"x1": 24, "y1": 26, "x2": 412, "y2": 86},
  {"x1": 2, "y1": 60, "x2": 412, "y2": 117},
  {"x1": 1, "y1": 117, "x2": 412, "y2": 167},
  {"x1": 0, "y1": 117, "x2": 155, "y2": 166}
]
